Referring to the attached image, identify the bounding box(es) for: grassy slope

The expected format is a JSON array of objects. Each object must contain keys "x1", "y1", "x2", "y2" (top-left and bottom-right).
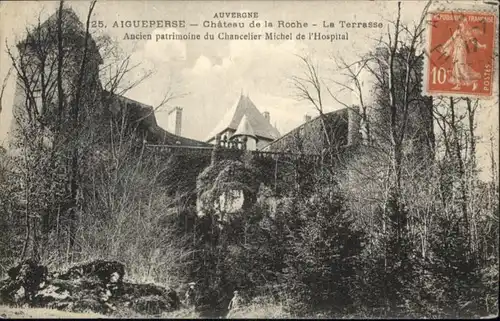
[
  {"x1": 0, "y1": 304, "x2": 292, "y2": 319},
  {"x1": 8, "y1": 304, "x2": 496, "y2": 319},
  {"x1": 0, "y1": 305, "x2": 207, "y2": 319},
  {"x1": 226, "y1": 303, "x2": 290, "y2": 318},
  {"x1": 0, "y1": 305, "x2": 107, "y2": 319}
]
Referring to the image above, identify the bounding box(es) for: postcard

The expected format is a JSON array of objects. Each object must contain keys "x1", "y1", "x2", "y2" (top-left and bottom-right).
[{"x1": 0, "y1": 0, "x2": 498, "y2": 319}]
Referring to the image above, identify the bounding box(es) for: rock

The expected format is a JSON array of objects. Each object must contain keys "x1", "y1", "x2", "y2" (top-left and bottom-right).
[
  {"x1": 71, "y1": 298, "x2": 109, "y2": 314},
  {"x1": 114, "y1": 282, "x2": 166, "y2": 298},
  {"x1": 46, "y1": 300, "x2": 73, "y2": 311},
  {"x1": 33, "y1": 284, "x2": 71, "y2": 306},
  {"x1": 7, "y1": 265, "x2": 22, "y2": 279},
  {"x1": 47, "y1": 271, "x2": 60, "y2": 280},
  {"x1": 0, "y1": 259, "x2": 47, "y2": 304},
  {"x1": 28, "y1": 274, "x2": 107, "y2": 311},
  {"x1": 1, "y1": 259, "x2": 180, "y2": 317},
  {"x1": 48, "y1": 276, "x2": 103, "y2": 297},
  {"x1": 60, "y1": 260, "x2": 125, "y2": 284},
  {"x1": 13, "y1": 287, "x2": 25, "y2": 302},
  {"x1": 0, "y1": 279, "x2": 20, "y2": 304},
  {"x1": 109, "y1": 282, "x2": 180, "y2": 313},
  {"x1": 19, "y1": 260, "x2": 47, "y2": 301}
]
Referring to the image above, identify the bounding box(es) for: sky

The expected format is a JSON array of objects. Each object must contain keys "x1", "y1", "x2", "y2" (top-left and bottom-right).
[{"x1": 0, "y1": 0, "x2": 498, "y2": 179}]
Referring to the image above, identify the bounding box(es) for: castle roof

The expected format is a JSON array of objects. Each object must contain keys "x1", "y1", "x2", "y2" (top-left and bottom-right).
[
  {"x1": 105, "y1": 91, "x2": 211, "y2": 147},
  {"x1": 205, "y1": 94, "x2": 280, "y2": 142},
  {"x1": 233, "y1": 114, "x2": 256, "y2": 138},
  {"x1": 261, "y1": 108, "x2": 349, "y2": 153}
]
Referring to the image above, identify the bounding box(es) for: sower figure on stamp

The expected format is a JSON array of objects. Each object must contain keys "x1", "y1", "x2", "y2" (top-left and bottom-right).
[
  {"x1": 440, "y1": 14, "x2": 487, "y2": 91},
  {"x1": 228, "y1": 290, "x2": 242, "y2": 313}
]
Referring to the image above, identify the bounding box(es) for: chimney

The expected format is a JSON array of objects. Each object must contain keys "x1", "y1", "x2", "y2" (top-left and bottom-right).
[
  {"x1": 304, "y1": 114, "x2": 312, "y2": 123},
  {"x1": 262, "y1": 111, "x2": 270, "y2": 123},
  {"x1": 168, "y1": 106, "x2": 183, "y2": 136}
]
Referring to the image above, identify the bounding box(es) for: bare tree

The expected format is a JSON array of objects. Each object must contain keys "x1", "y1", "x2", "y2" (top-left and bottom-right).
[
  {"x1": 290, "y1": 55, "x2": 333, "y2": 159},
  {"x1": 0, "y1": 66, "x2": 13, "y2": 117},
  {"x1": 4, "y1": 0, "x2": 162, "y2": 261}
]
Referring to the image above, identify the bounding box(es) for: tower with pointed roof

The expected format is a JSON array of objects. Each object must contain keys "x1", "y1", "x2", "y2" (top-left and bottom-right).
[
  {"x1": 206, "y1": 94, "x2": 280, "y2": 150},
  {"x1": 232, "y1": 114, "x2": 257, "y2": 150}
]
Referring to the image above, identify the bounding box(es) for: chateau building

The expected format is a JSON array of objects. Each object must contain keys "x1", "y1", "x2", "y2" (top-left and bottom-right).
[
  {"x1": 8, "y1": 8, "x2": 209, "y2": 151},
  {"x1": 106, "y1": 93, "x2": 210, "y2": 147},
  {"x1": 262, "y1": 108, "x2": 355, "y2": 154},
  {"x1": 205, "y1": 94, "x2": 280, "y2": 150}
]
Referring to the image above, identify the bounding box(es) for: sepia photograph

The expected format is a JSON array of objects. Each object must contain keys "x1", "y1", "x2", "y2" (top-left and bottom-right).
[{"x1": 0, "y1": 0, "x2": 498, "y2": 318}]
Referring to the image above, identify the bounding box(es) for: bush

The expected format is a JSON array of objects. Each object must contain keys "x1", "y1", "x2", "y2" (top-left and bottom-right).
[{"x1": 281, "y1": 188, "x2": 365, "y2": 316}]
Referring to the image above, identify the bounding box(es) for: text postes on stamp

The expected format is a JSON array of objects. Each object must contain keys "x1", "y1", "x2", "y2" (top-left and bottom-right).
[{"x1": 425, "y1": 11, "x2": 497, "y2": 98}]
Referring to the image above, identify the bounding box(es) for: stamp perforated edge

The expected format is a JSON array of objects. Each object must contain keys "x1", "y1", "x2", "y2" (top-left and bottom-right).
[{"x1": 421, "y1": 3, "x2": 499, "y2": 100}]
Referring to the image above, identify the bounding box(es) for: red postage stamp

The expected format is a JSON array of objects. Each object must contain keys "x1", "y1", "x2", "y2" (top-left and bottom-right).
[{"x1": 424, "y1": 10, "x2": 497, "y2": 98}]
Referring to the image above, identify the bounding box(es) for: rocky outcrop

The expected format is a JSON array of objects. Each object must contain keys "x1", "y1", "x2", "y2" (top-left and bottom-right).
[
  {"x1": 1, "y1": 259, "x2": 47, "y2": 304},
  {"x1": 0, "y1": 259, "x2": 180, "y2": 317},
  {"x1": 58, "y1": 259, "x2": 125, "y2": 284}
]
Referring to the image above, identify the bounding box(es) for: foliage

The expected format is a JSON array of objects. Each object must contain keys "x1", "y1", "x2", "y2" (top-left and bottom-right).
[
  {"x1": 196, "y1": 159, "x2": 260, "y2": 217},
  {"x1": 280, "y1": 188, "x2": 365, "y2": 316}
]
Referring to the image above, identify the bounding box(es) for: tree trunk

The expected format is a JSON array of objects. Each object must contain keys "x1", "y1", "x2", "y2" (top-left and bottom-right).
[
  {"x1": 56, "y1": 0, "x2": 64, "y2": 131},
  {"x1": 449, "y1": 97, "x2": 470, "y2": 256},
  {"x1": 466, "y1": 98, "x2": 478, "y2": 251},
  {"x1": 67, "y1": 0, "x2": 96, "y2": 254},
  {"x1": 20, "y1": 146, "x2": 32, "y2": 261},
  {"x1": 387, "y1": 1, "x2": 405, "y2": 247}
]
